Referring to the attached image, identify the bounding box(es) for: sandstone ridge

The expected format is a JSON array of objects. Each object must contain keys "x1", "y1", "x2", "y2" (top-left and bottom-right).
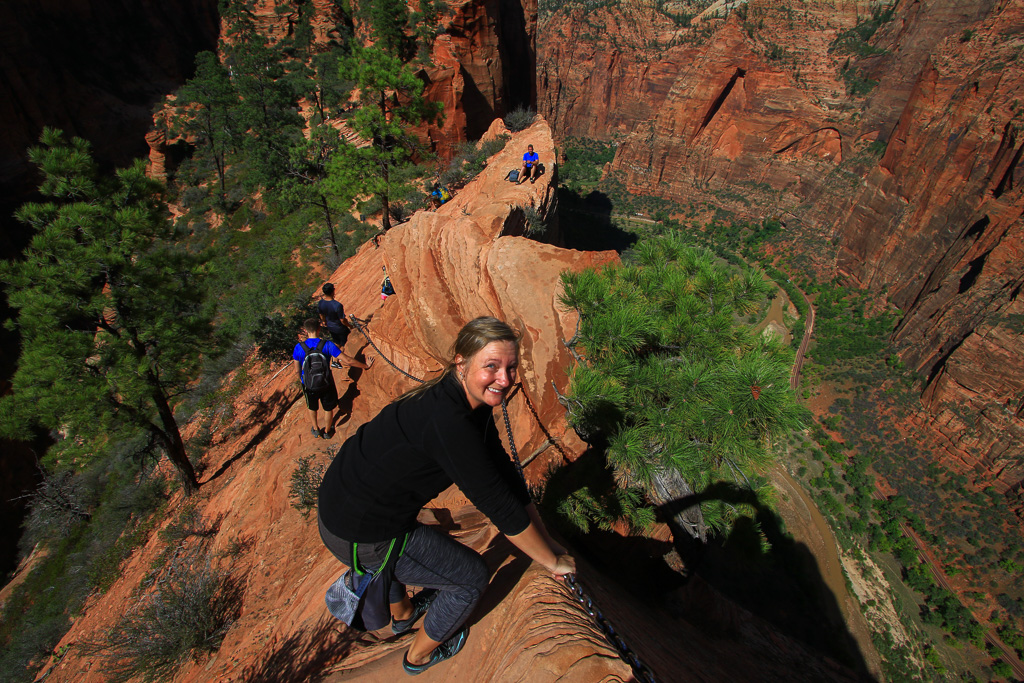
[{"x1": 37, "y1": 120, "x2": 860, "y2": 682}]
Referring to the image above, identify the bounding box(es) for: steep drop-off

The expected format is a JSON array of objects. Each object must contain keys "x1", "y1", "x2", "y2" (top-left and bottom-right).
[
  {"x1": 537, "y1": 0, "x2": 1024, "y2": 493},
  {"x1": 35, "y1": 122, "x2": 860, "y2": 682}
]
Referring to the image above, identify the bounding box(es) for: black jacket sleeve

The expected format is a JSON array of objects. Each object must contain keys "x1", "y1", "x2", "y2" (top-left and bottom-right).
[{"x1": 426, "y1": 410, "x2": 531, "y2": 536}]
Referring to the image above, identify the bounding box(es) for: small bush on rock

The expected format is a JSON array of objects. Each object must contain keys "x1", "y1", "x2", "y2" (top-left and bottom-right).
[
  {"x1": 99, "y1": 546, "x2": 239, "y2": 682},
  {"x1": 290, "y1": 454, "x2": 328, "y2": 515},
  {"x1": 504, "y1": 106, "x2": 536, "y2": 132}
]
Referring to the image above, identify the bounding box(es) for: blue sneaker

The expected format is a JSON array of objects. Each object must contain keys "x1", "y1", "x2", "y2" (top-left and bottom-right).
[
  {"x1": 402, "y1": 627, "x2": 468, "y2": 675},
  {"x1": 392, "y1": 590, "x2": 436, "y2": 635}
]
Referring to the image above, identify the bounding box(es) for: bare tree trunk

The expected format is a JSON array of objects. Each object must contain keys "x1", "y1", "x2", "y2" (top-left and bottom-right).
[
  {"x1": 318, "y1": 195, "x2": 339, "y2": 254},
  {"x1": 149, "y1": 380, "x2": 199, "y2": 494},
  {"x1": 649, "y1": 468, "x2": 707, "y2": 542}
]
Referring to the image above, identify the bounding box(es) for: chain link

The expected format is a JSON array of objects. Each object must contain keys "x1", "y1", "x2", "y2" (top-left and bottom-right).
[
  {"x1": 347, "y1": 317, "x2": 656, "y2": 681},
  {"x1": 348, "y1": 315, "x2": 426, "y2": 384}
]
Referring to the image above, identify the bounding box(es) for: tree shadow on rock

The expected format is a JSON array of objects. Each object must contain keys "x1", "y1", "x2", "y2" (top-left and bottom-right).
[
  {"x1": 658, "y1": 482, "x2": 872, "y2": 679},
  {"x1": 206, "y1": 387, "x2": 298, "y2": 484},
  {"x1": 240, "y1": 614, "x2": 362, "y2": 683},
  {"x1": 556, "y1": 187, "x2": 637, "y2": 253}
]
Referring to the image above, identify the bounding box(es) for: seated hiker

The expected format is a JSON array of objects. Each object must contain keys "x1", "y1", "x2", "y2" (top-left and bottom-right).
[
  {"x1": 381, "y1": 266, "x2": 395, "y2": 301},
  {"x1": 519, "y1": 144, "x2": 540, "y2": 184},
  {"x1": 293, "y1": 319, "x2": 370, "y2": 439},
  {"x1": 317, "y1": 317, "x2": 574, "y2": 675},
  {"x1": 429, "y1": 183, "x2": 452, "y2": 210},
  {"x1": 319, "y1": 283, "x2": 351, "y2": 369}
]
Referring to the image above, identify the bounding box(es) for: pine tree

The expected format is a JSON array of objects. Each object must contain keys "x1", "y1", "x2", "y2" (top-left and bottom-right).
[
  {"x1": 0, "y1": 130, "x2": 214, "y2": 493},
  {"x1": 171, "y1": 51, "x2": 238, "y2": 200},
  {"x1": 221, "y1": 13, "x2": 306, "y2": 194},
  {"x1": 558, "y1": 233, "x2": 805, "y2": 541},
  {"x1": 324, "y1": 45, "x2": 442, "y2": 232}
]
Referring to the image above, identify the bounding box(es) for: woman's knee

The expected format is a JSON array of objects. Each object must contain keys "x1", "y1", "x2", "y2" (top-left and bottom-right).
[{"x1": 463, "y1": 552, "x2": 489, "y2": 596}]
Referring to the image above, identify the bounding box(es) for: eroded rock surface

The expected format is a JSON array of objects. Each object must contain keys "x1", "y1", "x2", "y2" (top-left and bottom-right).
[
  {"x1": 537, "y1": 0, "x2": 1024, "y2": 492},
  {"x1": 37, "y1": 120, "x2": 861, "y2": 682}
]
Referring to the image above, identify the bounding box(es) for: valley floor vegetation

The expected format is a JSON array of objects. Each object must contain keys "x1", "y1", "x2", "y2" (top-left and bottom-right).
[{"x1": 553, "y1": 136, "x2": 1023, "y2": 681}]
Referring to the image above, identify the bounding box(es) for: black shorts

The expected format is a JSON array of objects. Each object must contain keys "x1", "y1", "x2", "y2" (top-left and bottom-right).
[
  {"x1": 303, "y1": 384, "x2": 339, "y2": 411},
  {"x1": 327, "y1": 326, "x2": 349, "y2": 348}
]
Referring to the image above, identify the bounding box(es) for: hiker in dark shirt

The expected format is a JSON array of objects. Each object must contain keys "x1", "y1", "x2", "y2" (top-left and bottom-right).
[
  {"x1": 518, "y1": 144, "x2": 540, "y2": 184},
  {"x1": 318, "y1": 283, "x2": 350, "y2": 368},
  {"x1": 318, "y1": 317, "x2": 573, "y2": 675}
]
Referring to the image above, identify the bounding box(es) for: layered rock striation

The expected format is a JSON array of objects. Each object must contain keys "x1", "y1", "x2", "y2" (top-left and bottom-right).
[
  {"x1": 37, "y1": 120, "x2": 859, "y2": 682},
  {"x1": 537, "y1": 0, "x2": 1024, "y2": 491}
]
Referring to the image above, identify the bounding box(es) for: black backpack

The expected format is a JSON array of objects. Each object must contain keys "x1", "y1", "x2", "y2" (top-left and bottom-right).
[{"x1": 301, "y1": 339, "x2": 332, "y2": 392}]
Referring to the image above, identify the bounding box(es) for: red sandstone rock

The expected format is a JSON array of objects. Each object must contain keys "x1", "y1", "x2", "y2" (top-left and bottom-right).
[
  {"x1": 36, "y1": 120, "x2": 861, "y2": 682},
  {"x1": 537, "y1": 0, "x2": 1024, "y2": 492}
]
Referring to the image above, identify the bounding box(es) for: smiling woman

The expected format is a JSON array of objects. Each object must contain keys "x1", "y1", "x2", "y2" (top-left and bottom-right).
[
  {"x1": 316, "y1": 317, "x2": 574, "y2": 675},
  {"x1": 456, "y1": 339, "x2": 518, "y2": 409}
]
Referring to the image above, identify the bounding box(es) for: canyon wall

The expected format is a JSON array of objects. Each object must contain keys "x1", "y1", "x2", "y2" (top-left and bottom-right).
[
  {"x1": 37, "y1": 121, "x2": 860, "y2": 682},
  {"x1": 537, "y1": 0, "x2": 1024, "y2": 492}
]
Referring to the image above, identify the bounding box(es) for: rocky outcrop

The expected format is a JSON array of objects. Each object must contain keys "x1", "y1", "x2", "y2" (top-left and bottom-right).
[
  {"x1": 536, "y1": 0, "x2": 1024, "y2": 490},
  {"x1": 37, "y1": 121, "x2": 859, "y2": 682}
]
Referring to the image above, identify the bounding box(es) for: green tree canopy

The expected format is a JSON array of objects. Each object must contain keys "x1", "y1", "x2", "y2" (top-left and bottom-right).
[
  {"x1": 325, "y1": 45, "x2": 442, "y2": 232},
  {"x1": 171, "y1": 50, "x2": 238, "y2": 200},
  {"x1": 0, "y1": 129, "x2": 214, "y2": 493},
  {"x1": 557, "y1": 233, "x2": 804, "y2": 541}
]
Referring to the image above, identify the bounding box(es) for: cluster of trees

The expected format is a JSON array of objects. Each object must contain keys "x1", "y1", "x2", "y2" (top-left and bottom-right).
[
  {"x1": 0, "y1": 2, "x2": 454, "y2": 677},
  {"x1": 169, "y1": 0, "x2": 441, "y2": 250},
  {"x1": 554, "y1": 233, "x2": 804, "y2": 541}
]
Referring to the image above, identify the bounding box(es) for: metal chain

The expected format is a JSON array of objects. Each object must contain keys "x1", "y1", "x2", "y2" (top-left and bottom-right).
[
  {"x1": 348, "y1": 315, "x2": 426, "y2": 384},
  {"x1": 350, "y1": 317, "x2": 656, "y2": 681},
  {"x1": 501, "y1": 399, "x2": 656, "y2": 682}
]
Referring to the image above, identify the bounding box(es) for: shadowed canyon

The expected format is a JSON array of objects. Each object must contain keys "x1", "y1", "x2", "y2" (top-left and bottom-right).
[{"x1": 1, "y1": 0, "x2": 1022, "y2": 681}]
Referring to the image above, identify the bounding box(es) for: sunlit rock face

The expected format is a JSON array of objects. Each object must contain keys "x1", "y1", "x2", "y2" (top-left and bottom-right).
[{"x1": 537, "y1": 0, "x2": 1024, "y2": 491}]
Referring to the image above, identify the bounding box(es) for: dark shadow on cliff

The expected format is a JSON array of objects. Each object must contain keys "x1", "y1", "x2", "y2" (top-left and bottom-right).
[
  {"x1": 241, "y1": 614, "x2": 362, "y2": 683},
  {"x1": 658, "y1": 482, "x2": 873, "y2": 679},
  {"x1": 556, "y1": 187, "x2": 638, "y2": 253},
  {"x1": 205, "y1": 387, "x2": 298, "y2": 484},
  {"x1": 539, "y1": 448, "x2": 872, "y2": 680}
]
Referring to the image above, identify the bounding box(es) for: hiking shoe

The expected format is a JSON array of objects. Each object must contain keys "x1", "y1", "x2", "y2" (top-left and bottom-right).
[
  {"x1": 311, "y1": 427, "x2": 321, "y2": 439},
  {"x1": 330, "y1": 360, "x2": 343, "y2": 369},
  {"x1": 392, "y1": 590, "x2": 437, "y2": 635},
  {"x1": 402, "y1": 627, "x2": 469, "y2": 675}
]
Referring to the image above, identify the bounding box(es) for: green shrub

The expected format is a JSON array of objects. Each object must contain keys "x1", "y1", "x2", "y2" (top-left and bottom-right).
[
  {"x1": 439, "y1": 136, "x2": 509, "y2": 189},
  {"x1": 523, "y1": 205, "x2": 547, "y2": 236},
  {"x1": 290, "y1": 454, "x2": 328, "y2": 515},
  {"x1": 504, "y1": 106, "x2": 536, "y2": 132},
  {"x1": 98, "y1": 547, "x2": 239, "y2": 682},
  {"x1": 253, "y1": 297, "x2": 319, "y2": 361}
]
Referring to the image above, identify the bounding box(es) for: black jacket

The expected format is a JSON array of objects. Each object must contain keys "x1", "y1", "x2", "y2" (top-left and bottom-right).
[{"x1": 318, "y1": 374, "x2": 532, "y2": 542}]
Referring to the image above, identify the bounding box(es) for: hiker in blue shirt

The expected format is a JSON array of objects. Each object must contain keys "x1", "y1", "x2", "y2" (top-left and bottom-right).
[
  {"x1": 518, "y1": 144, "x2": 540, "y2": 184},
  {"x1": 429, "y1": 183, "x2": 452, "y2": 210},
  {"x1": 293, "y1": 319, "x2": 370, "y2": 439}
]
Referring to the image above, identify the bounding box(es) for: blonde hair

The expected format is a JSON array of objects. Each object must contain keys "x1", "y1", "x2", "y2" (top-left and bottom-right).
[{"x1": 401, "y1": 317, "x2": 520, "y2": 401}]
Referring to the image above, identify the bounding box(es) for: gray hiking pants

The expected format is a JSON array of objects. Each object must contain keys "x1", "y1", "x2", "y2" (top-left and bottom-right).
[{"x1": 319, "y1": 516, "x2": 489, "y2": 642}]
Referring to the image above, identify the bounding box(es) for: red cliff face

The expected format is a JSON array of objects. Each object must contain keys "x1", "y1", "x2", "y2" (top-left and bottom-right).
[
  {"x1": 240, "y1": 0, "x2": 538, "y2": 155},
  {"x1": 537, "y1": 0, "x2": 1024, "y2": 491},
  {"x1": 38, "y1": 121, "x2": 858, "y2": 682}
]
